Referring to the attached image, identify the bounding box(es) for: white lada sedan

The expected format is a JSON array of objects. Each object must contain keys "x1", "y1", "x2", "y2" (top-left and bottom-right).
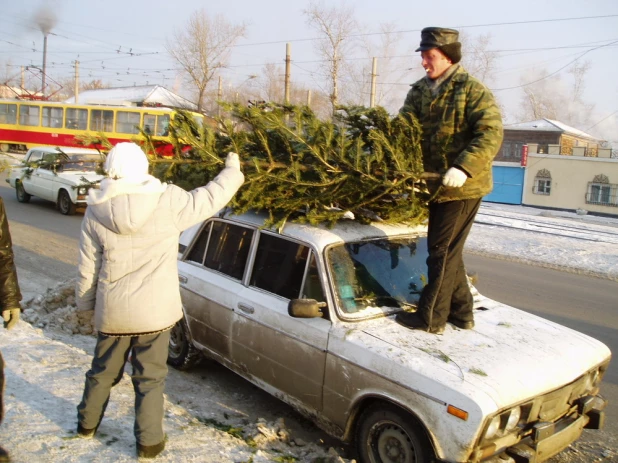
[
  {"x1": 170, "y1": 210, "x2": 611, "y2": 463},
  {"x1": 6, "y1": 146, "x2": 105, "y2": 215}
]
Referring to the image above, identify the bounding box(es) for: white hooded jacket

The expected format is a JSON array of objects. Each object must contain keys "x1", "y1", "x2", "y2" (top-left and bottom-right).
[{"x1": 76, "y1": 145, "x2": 244, "y2": 335}]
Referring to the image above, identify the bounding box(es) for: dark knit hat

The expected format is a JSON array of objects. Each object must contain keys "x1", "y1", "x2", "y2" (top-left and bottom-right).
[{"x1": 416, "y1": 27, "x2": 462, "y2": 64}]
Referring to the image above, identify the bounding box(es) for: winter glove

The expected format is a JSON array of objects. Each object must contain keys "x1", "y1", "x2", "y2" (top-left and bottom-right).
[
  {"x1": 2, "y1": 308, "x2": 20, "y2": 330},
  {"x1": 225, "y1": 152, "x2": 241, "y2": 170},
  {"x1": 442, "y1": 167, "x2": 468, "y2": 188}
]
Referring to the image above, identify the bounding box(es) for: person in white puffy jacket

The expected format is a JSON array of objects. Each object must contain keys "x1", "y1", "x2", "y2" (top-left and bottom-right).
[{"x1": 75, "y1": 142, "x2": 244, "y2": 459}]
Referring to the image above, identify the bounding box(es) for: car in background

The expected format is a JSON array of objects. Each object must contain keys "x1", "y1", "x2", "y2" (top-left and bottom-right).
[
  {"x1": 6, "y1": 146, "x2": 105, "y2": 215},
  {"x1": 169, "y1": 210, "x2": 611, "y2": 463}
]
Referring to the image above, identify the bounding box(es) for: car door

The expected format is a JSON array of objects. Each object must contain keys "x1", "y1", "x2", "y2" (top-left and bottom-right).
[
  {"x1": 19, "y1": 150, "x2": 43, "y2": 197},
  {"x1": 178, "y1": 220, "x2": 255, "y2": 363},
  {"x1": 34, "y1": 152, "x2": 58, "y2": 201},
  {"x1": 232, "y1": 231, "x2": 330, "y2": 412}
]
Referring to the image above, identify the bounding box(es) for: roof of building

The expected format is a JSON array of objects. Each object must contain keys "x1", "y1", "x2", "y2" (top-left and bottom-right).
[
  {"x1": 63, "y1": 85, "x2": 197, "y2": 111},
  {"x1": 504, "y1": 118, "x2": 598, "y2": 140}
]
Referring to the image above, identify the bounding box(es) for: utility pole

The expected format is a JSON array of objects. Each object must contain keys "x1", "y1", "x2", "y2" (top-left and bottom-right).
[
  {"x1": 284, "y1": 43, "x2": 291, "y2": 104},
  {"x1": 369, "y1": 57, "x2": 377, "y2": 108},
  {"x1": 74, "y1": 61, "x2": 79, "y2": 104},
  {"x1": 42, "y1": 33, "x2": 48, "y2": 97},
  {"x1": 307, "y1": 90, "x2": 312, "y2": 107}
]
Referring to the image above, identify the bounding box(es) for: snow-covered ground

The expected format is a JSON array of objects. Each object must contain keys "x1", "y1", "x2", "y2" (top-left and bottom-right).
[{"x1": 0, "y1": 156, "x2": 617, "y2": 462}]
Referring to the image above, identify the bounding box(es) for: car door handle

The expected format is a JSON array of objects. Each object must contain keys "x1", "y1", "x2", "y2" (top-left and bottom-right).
[
  {"x1": 238, "y1": 303, "x2": 255, "y2": 314},
  {"x1": 178, "y1": 275, "x2": 188, "y2": 284}
]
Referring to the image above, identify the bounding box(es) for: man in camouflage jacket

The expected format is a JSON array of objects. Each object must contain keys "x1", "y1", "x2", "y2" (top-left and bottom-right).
[{"x1": 397, "y1": 27, "x2": 503, "y2": 334}]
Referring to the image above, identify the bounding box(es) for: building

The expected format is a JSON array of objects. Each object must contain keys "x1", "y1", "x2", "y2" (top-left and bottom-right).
[
  {"x1": 485, "y1": 119, "x2": 617, "y2": 216},
  {"x1": 63, "y1": 85, "x2": 198, "y2": 111}
]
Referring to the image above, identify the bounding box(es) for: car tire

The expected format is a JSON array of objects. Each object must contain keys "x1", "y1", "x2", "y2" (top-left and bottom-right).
[
  {"x1": 58, "y1": 189, "x2": 77, "y2": 215},
  {"x1": 167, "y1": 317, "x2": 202, "y2": 370},
  {"x1": 16, "y1": 182, "x2": 31, "y2": 203},
  {"x1": 356, "y1": 402, "x2": 434, "y2": 463}
]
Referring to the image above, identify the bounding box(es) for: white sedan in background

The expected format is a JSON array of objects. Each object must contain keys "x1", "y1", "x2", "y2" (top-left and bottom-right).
[{"x1": 6, "y1": 146, "x2": 105, "y2": 215}]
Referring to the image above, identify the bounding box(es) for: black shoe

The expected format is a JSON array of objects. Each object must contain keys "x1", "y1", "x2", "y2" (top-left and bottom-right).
[
  {"x1": 77, "y1": 423, "x2": 97, "y2": 438},
  {"x1": 395, "y1": 311, "x2": 445, "y2": 335},
  {"x1": 447, "y1": 316, "x2": 475, "y2": 330},
  {"x1": 0, "y1": 446, "x2": 9, "y2": 462},
  {"x1": 137, "y1": 440, "x2": 165, "y2": 459}
]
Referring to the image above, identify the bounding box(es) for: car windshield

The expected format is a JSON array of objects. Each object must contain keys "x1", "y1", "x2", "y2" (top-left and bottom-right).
[
  {"x1": 61, "y1": 154, "x2": 103, "y2": 172},
  {"x1": 327, "y1": 235, "x2": 429, "y2": 320}
]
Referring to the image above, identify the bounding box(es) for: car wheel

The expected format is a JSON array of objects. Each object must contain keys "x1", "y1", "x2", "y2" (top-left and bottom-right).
[
  {"x1": 167, "y1": 317, "x2": 202, "y2": 370},
  {"x1": 16, "y1": 182, "x2": 31, "y2": 203},
  {"x1": 58, "y1": 190, "x2": 77, "y2": 215},
  {"x1": 356, "y1": 403, "x2": 433, "y2": 463}
]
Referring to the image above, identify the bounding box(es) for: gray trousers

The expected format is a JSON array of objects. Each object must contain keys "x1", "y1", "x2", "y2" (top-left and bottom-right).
[{"x1": 77, "y1": 330, "x2": 171, "y2": 446}]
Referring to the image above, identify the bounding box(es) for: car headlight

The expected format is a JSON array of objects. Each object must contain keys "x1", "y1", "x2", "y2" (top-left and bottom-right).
[
  {"x1": 484, "y1": 415, "x2": 501, "y2": 439},
  {"x1": 78, "y1": 187, "x2": 87, "y2": 195},
  {"x1": 484, "y1": 406, "x2": 522, "y2": 440},
  {"x1": 505, "y1": 406, "x2": 521, "y2": 431}
]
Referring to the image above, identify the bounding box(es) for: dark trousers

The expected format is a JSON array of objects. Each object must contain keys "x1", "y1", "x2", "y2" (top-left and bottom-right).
[
  {"x1": 77, "y1": 330, "x2": 171, "y2": 446},
  {"x1": 417, "y1": 198, "x2": 481, "y2": 328}
]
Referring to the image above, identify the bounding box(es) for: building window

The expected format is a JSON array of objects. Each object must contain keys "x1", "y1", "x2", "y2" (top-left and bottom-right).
[
  {"x1": 533, "y1": 169, "x2": 551, "y2": 195},
  {"x1": 586, "y1": 175, "x2": 617, "y2": 207},
  {"x1": 498, "y1": 142, "x2": 524, "y2": 160}
]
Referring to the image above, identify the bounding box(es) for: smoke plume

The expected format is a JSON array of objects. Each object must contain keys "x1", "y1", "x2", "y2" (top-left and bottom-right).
[{"x1": 33, "y1": 4, "x2": 58, "y2": 35}]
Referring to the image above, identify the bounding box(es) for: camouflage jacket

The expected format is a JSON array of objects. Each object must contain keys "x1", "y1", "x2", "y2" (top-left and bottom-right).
[{"x1": 400, "y1": 65, "x2": 503, "y2": 202}]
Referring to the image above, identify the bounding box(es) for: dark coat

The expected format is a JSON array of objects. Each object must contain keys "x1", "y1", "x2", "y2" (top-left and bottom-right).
[
  {"x1": 400, "y1": 65, "x2": 503, "y2": 202},
  {"x1": 0, "y1": 198, "x2": 21, "y2": 312}
]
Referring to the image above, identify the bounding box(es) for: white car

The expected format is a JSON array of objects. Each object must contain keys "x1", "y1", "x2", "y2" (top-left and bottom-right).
[
  {"x1": 6, "y1": 146, "x2": 105, "y2": 215},
  {"x1": 170, "y1": 210, "x2": 611, "y2": 463}
]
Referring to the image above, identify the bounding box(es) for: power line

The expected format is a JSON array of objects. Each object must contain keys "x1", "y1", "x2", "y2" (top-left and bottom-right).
[{"x1": 490, "y1": 39, "x2": 618, "y2": 91}]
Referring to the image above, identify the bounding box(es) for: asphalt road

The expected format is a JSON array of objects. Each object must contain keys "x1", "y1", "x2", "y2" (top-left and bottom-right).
[{"x1": 0, "y1": 170, "x2": 616, "y2": 461}]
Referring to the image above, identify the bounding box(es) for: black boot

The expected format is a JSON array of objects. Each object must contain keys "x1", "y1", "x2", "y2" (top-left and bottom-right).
[
  {"x1": 447, "y1": 316, "x2": 475, "y2": 330},
  {"x1": 0, "y1": 445, "x2": 10, "y2": 462},
  {"x1": 137, "y1": 440, "x2": 165, "y2": 459},
  {"x1": 395, "y1": 311, "x2": 445, "y2": 335},
  {"x1": 77, "y1": 423, "x2": 98, "y2": 438}
]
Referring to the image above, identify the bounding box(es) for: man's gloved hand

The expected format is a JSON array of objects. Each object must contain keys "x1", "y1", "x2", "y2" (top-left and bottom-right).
[
  {"x1": 2, "y1": 308, "x2": 20, "y2": 330},
  {"x1": 442, "y1": 167, "x2": 468, "y2": 188},
  {"x1": 225, "y1": 152, "x2": 241, "y2": 170}
]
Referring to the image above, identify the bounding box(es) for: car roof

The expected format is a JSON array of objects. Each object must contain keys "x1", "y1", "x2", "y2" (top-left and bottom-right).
[
  {"x1": 216, "y1": 209, "x2": 428, "y2": 250},
  {"x1": 27, "y1": 147, "x2": 102, "y2": 155}
]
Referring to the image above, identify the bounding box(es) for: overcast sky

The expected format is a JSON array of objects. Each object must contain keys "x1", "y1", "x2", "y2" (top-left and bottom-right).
[{"x1": 1, "y1": 0, "x2": 617, "y2": 142}]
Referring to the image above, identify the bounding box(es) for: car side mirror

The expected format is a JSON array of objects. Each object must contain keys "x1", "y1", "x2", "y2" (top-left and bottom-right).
[{"x1": 288, "y1": 299, "x2": 325, "y2": 318}]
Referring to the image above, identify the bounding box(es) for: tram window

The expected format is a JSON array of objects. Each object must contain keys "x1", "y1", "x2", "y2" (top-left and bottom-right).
[
  {"x1": 90, "y1": 109, "x2": 114, "y2": 132},
  {"x1": 0, "y1": 104, "x2": 17, "y2": 124},
  {"x1": 143, "y1": 114, "x2": 155, "y2": 135},
  {"x1": 42, "y1": 107, "x2": 64, "y2": 128},
  {"x1": 157, "y1": 115, "x2": 170, "y2": 136},
  {"x1": 116, "y1": 111, "x2": 140, "y2": 134},
  {"x1": 19, "y1": 105, "x2": 40, "y2": 126},
  {"x1": 66, "y1": 108, "x2": 88, "y2": 130}
]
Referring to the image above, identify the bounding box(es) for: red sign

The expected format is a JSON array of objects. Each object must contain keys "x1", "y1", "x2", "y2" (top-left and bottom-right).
[{"x1": 521, "y1": 145, "x2": 529, "y2": 167}]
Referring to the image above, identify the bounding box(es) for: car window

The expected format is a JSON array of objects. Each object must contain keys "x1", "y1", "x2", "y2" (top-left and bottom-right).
[
  {"x1": 249, "y1": 233, "x2": 311, "y2": 300},
  {"x1": 300, "y1": 252, "x2": 326, "y2": 303},
  {"x1": 186, "y1": 221, "x2": 254, "y2": 281},
  {"x1": 26, "y1": 151, "x2": 43, "y2": 163}
]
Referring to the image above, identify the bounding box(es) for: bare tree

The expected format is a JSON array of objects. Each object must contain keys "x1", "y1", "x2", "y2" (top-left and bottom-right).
[
  {"x1": 303, "y1": 1, "x2": 358, "y2": 115},
  {"x1": 345, "y1": 22, "x2": 411, "y2": 111},
  {"x1": 517, "y1": 63, "x2": 594, "y2": 128},
  {"x1": 460, "y1": 31, "x2": 498, "y2": 84},
  {"x1": 166, "y1": 10, "x2": 247, "y2": 113}
]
